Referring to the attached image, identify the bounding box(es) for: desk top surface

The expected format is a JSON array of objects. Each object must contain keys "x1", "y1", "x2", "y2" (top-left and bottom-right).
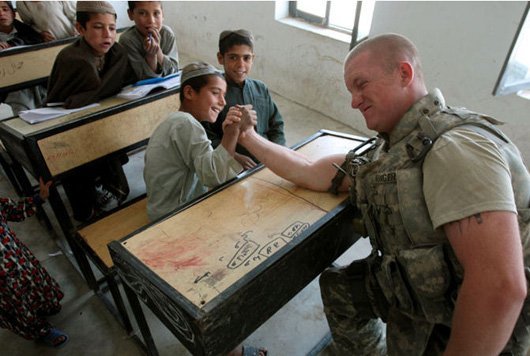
[
  {"x1": 2, "y1": 96, "x2": 130, "y2": 135},
  {"x1": 1, "y1": 87, "x2": 180, "y2": 137},
  {"x1": 120, "y1": 133, "x2": 362, "y2": 308}
]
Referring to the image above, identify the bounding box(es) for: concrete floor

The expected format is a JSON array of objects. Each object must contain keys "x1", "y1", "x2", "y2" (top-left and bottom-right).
[{"x1": 0, "y1": 93, "x2": 373, "y2": 355}]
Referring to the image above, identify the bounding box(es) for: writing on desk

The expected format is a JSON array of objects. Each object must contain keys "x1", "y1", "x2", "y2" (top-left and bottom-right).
[
  {"x1": 227, "y1": 221, "x2": 310, "y2": 270},
  {"x1": 228, "y1": 231, "x2": 259, "y2": 269},
  {"x1": 0, "y1": 61, "x2": 24, "y2": 79},
  {"x1": 44, "y1": 149, "x2": 75, "y2": 163}
]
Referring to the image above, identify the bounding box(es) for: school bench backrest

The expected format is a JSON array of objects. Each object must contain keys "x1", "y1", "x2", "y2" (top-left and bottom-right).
[{"x1": 0, "y1": 29, "x2": 127, "y2": 94}]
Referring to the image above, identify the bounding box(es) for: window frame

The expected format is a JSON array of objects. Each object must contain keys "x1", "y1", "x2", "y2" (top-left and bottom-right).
[
  {"x1": 493, "y1": 2, "x2": 530, "y2": 96},
  {"x1": 288, "y1": 1, "x2": 368, "y2": 48}
]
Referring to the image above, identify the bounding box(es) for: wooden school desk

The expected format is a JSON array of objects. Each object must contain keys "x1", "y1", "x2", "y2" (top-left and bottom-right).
[
  {"x1": 109, "y1": 130, "x2": 368, "y2": 356},
  {"x1": 0, "y1": 87, "x2": 180, "y2": 289}
]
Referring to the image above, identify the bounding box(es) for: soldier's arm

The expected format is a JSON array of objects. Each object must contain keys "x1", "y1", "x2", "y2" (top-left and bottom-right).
[
  {"x1": 238, "y1": 129, "x2": 348, "y2": 192},
  {"x1": 443, "y1": 211, "x2": 526, "y2": 355}
]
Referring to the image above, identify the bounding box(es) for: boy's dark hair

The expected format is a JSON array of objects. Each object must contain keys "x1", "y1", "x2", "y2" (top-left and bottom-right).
[
  {"x1": 218, "y1": 29, "x2": 254, "y2": 55},
  {"x1": 4, "y1": 1, "x2": 15, "y2": 13},
  {"x1": 128, "y1": 1, "x2": 162, "y2": 11},
  {"x1": 179, "y1": 62, "x2": 224, "y2": 102},
  {"x1": 76, "y1": 12, "x2": 118, "y2": 28}
]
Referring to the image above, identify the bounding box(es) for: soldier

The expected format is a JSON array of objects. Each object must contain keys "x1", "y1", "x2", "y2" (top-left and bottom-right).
[{"x1": 236, "y1": 33, "x2": 530, "y2": 355}]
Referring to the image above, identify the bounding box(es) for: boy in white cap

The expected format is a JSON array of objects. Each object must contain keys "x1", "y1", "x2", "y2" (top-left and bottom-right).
[
  {"x1": 144, "y1": 62, "x2": 255, "y2": 221},
  {"x1": 46, "y1": 1, "x2": 135, "y2": 108},
  {"x1": 46, "y1": 1, "x2": 135, "y2": 222}
]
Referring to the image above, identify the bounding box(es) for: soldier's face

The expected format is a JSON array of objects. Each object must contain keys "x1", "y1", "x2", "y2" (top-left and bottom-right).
[{"x1": 344, "y1": 51, "x2": 408, "y2": 134}]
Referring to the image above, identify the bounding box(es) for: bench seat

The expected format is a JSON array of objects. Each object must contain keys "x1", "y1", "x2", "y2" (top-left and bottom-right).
[{"x1": 74, "y1": 195, "x2": 149, "y2": 333}]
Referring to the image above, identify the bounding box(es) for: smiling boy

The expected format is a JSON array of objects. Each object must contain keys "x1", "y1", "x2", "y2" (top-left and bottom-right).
[
  {"x1": 144, "y1": 62, "x2": 254, "y2": 221},
  {"x1": 119, "y1": 1, "x2": 179, "y2": 80},
  {"x1": 202, "y1": 29, "x2": 285, "y2": 170}
]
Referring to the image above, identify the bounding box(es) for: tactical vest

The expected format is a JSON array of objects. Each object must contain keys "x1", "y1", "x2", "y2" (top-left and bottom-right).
[{"x1": 348, "y1": 107, "x2": 530, "y2": 325}]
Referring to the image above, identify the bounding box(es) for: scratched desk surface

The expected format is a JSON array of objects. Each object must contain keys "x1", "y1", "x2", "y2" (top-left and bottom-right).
[{"x1": 121, "y1": 134, "x2": 355, "y2": 307}]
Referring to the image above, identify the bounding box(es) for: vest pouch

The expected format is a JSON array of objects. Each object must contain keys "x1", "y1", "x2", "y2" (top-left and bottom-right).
[
  {"x1": 397, "y1": 244, "x2": 453, "y2": 324},
  {"x1": 343, "y1": 258, "x2": 379, "y2": 320},
  {"x1": 374, "y1": 255, "x2": 415, "y2": 315}
]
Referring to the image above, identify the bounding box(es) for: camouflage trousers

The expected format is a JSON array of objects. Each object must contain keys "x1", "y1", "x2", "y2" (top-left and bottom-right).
[{"x1": 320, "y1": 263, "x2": 530, "y2": 355}]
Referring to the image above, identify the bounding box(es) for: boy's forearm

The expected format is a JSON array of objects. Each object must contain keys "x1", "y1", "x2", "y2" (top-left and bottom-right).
[{"x1": 220, "y1": 130, "x2": 238, "y2": 156}]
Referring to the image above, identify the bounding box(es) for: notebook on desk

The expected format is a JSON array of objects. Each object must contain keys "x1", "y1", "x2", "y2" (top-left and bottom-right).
[
  {"x1": 18, "y1": 103, "x2": 100, "y2": 124},
  {"x1": 118, "y1": 72, "x2": 181, "y2": 100}
]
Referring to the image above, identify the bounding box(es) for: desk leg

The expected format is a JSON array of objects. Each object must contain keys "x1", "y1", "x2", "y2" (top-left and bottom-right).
[
  {"x1": 47, "y1": 187, "x2": 98, "y2": 290},
  {"x1": 122, "y1": 282, "x2": 159, "y2": 356},
  {"x1": 10, "y1": 160, "x2": 52, "y2": 230},
  {"x1": 0, "y1": 150, "x2": 23, "y2": 196},
  {"x1": 107, "y1": 273, "x2": 134, "y2": 334}
]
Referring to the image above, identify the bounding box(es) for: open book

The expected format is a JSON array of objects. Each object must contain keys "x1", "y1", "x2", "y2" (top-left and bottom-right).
[{"x1": 118, "y1": 72, "x2": 181, "y2": 100}]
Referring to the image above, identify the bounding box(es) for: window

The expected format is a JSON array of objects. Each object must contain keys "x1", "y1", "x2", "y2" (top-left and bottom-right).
[
  {"x1": 493, "y1": 2, "x2": 530, "y2": 96},
  {"x1": 289, "y1": 1, "x2": 375, "y2": 48}
]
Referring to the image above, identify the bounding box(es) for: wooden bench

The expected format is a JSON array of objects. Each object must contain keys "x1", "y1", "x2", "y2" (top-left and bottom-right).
[{"x1": 75, "y1": 195, "x2": 149, "y2": 333}]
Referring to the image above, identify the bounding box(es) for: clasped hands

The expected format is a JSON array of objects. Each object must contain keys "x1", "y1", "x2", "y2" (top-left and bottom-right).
[{"x1": 222, "y1": 104, "x2": 257, "y2": 138}]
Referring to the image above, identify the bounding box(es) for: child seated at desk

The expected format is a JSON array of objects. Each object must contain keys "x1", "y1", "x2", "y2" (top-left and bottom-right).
[
  {"x1": 202, "y1": 29, "x2": 286, "y2": 171},
  {"x1": 119, "y1": 1, "x2": 179, "y2": 80},
  {"x1": 0, "y1": 1, "x2": 46, "y2": 116},
  {"x1": 16, "y1": 1, "x2": 77, "y2": 42},
  {"x1": 46, "y1": 1, "x2": 134, "y2": 221},
  {"x1": 46, "y1": 1, "x2": 135, "y2": 109},
  {"x1": 144, "y1": 62, "x2": 255, "y2": 222}
]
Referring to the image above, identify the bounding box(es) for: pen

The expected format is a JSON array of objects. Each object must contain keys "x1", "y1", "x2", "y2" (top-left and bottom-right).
[{"x1": 148, "y1": 32, "x2": 152, "y2": 43}]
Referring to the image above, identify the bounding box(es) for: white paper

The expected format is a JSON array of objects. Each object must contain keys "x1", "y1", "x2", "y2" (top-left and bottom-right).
[
  {"x1": 117, "y1": 74, "x2": 181, "y2": 100},
  {"x1": 18, "y1": 103, "x2": 100, "y2": 124}
]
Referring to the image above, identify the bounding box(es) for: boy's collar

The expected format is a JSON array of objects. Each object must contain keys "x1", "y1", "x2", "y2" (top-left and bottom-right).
[{"x1": 225, "y1": 75, "x2": 246, "y2": 88}]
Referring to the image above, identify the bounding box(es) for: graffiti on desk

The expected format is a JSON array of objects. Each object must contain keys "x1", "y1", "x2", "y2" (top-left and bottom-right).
[
  {"x1": 227, "y1": 230, "x2": 259, "y2": 269},
  {"x1": 0, "y1": 61, "x2": 24, "y2": 79},
  {"x1": 227, "y1": 221, "x2": 309, "y2": 270},
  {"x1": 44, "y1": 148, "x2": 76, "y2": 163},
  {"x1": 282, "y1": 221, "x2": 310, "y2": 239}
]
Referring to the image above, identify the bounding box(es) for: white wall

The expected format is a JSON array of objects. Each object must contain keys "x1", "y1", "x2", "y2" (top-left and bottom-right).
[{"x1": 162, "y1": 1, "x2": 529, "y2": 165}]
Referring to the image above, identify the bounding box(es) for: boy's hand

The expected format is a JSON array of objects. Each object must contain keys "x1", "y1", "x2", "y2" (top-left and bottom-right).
[
  {"x1": 0, "y1": 42, "x2": 11, "y2": 50},
  {"x1": 144, "y1": 28, "x2": 161, "y2": 56},
  {"x1": 223, "y1": 107, "x2": 242, "y2": 136},
  {"x1": 40, "y1": 31, "x2": 56, "y2": 42},
  {"x1": 38, "y1": 177, "x2": 53, "y2": 201},
  {"x1": 235, "y1": 153, "x2": 257, "y2": 170},
  {"x1": 144, "y1": 28, "x2": 163, "y2": 73},
  {"x1": 237, "y1": 104, "x2": 257, "y2": 134}
]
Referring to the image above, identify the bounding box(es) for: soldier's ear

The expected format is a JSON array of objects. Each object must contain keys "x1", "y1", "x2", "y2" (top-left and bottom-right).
[{"x1": 398, "y1": 61, "x2": 414, "y2": 86}]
